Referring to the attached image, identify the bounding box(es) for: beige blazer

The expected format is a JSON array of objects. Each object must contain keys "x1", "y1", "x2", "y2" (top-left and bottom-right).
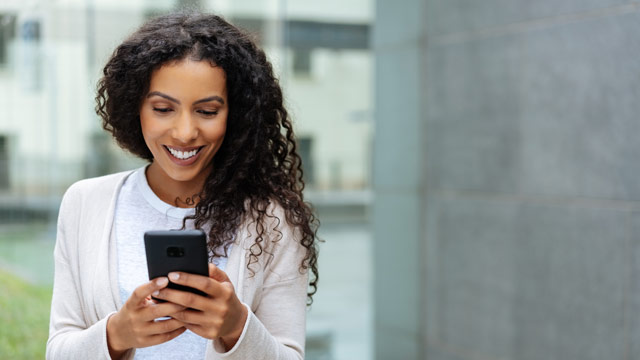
[{"x1": 46, "y1": 171, "x2": 307, "y2": 359}]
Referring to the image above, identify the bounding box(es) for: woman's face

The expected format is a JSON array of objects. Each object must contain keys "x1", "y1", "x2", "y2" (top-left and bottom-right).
[{"x1": 140, "y1": 59, "x2": 228, "y2": 197}]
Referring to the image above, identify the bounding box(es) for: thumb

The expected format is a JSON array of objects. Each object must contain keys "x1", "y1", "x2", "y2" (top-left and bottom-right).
[
  {"x1": 209, "y1": 263, "x2": 230, "y2": 282},
  {"x1": 128, "y1": 277, "x2": 168, "y2": 308}
]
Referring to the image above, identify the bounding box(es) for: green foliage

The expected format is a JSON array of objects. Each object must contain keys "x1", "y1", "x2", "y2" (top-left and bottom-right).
[{"x1": 0, "y1": 270, "x2": 52, "y2": 359}]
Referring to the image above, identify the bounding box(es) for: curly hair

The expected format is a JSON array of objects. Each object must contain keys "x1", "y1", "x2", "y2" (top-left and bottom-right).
[{"x1": 95, "y1": 12, "x2": 319, "y2": 303}]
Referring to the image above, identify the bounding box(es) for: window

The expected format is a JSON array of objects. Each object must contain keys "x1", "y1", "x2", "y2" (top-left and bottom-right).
[{"x1": 0, "y1": 13, "x2": 17, "y2": 66}]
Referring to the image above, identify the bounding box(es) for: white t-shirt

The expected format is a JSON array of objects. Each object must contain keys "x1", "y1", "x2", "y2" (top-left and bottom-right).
[{"x1": 114, "y1": 166, "x2": 228, "y2": 359}]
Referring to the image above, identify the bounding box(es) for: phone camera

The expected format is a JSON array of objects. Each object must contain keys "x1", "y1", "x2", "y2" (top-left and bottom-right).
[{"x1": 166, "y1": 246, "x2": 185, "y2": 257}]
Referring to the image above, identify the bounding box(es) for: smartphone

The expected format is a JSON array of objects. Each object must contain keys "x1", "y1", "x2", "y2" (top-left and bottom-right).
[{"x1": 144, "y1": 229, "x2": 209, "y2": 299}]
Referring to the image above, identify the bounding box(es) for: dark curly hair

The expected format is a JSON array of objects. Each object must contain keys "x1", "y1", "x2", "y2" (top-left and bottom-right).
[{"x1": 95, "y1": 12, "x2": 319, "y2": 303}]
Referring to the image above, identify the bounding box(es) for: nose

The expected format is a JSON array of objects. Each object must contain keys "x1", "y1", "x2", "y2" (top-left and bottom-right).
[{"x1": 172, "y1": 111, "x2": 198, "y2": 143}]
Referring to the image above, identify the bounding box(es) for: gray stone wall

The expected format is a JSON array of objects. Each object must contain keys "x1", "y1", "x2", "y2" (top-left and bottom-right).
[{"x1": 373, "y1": 1, "x2": 640, "y2": 359}]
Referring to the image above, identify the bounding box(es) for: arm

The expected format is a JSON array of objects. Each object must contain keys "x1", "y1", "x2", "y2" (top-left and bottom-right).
[
  {"x1": 47, "y1": 184, "x2": 188, "y2": 360},
  {"x1": 218, "y1": 274, "x2": 308, "y2": 360},
  {"x1": 46, "y1": 186, "x2": 121, "y2": 360},
  {"x1": 158, "y1": 205, "x2": 309, "y2": 360},
  {"x1": 213, "y1": 207, "x2": 309, "y2": 360},
  {"x1": 161, "y1": 265, "x2": 307, "y2": 360}
]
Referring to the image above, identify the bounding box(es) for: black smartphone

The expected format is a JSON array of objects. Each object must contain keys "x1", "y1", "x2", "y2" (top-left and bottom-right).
[{"x1": 144, "y1": 229, "x2": 209, "y2": 299}]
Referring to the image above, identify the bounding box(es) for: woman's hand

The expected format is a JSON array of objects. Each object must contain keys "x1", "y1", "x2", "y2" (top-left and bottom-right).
[
  {"x1": 153, "y1": 264, "x2": 249, "y2": 351},
  {"x1": 106, "y1": 277, "x2": 187, "y2": 359}
]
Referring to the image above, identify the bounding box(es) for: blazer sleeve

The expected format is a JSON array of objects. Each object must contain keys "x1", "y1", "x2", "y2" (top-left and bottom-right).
[
  {"x1": 208, "y1": 205, "x2": 309, "y2": 360},
  {"x1": 46, "y1": 184, "x2": 132, "y2": 360}
]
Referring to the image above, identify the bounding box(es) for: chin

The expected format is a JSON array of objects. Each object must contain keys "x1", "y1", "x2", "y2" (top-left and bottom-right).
[{"x1": 168, "y1": 171, "x2": 200, "y2": 182}]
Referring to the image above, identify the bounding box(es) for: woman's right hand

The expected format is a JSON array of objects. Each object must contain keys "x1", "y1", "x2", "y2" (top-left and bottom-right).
[{"x1": 106, "y1": 277, "x2": 187, "y2": 359}]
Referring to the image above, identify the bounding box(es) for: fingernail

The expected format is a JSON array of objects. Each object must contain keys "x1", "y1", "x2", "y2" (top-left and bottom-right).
[
  {"x1": 156, "y1": 277, "x2": 168, "y2": 287},
  {"x1": 152, "y1": 290, "x2": 159, "y2": 296},
  {"x1": 169, "y1": 273, "x2": 179, "y2": 281}
]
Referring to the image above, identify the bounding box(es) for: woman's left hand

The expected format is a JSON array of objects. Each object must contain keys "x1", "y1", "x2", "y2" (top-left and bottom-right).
[{"x1": 154, "y1": 263, "x2": 248, "y2": 350}]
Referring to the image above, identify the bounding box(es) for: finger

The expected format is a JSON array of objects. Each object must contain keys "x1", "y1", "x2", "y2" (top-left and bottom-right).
[
  {"x1": 168, "y1": 271, "x2": 226, "y2": 296},
  {"x1": 154, "y1": 287, "x2": 210, "y2": 311},
  {"x1": 172, "y1": 307, "x2": 224, "y2": 325},
  {"x1": 184, "y1": 323, "x2": 207, "y2": 338},
  {"x1": 139, "y1": 301, "x2": 187, "y2": 322},
  {"x1": 144, "y1": 326, "x2": 187, "y2": 347},
  {"x1": 128, "y1": 277, "x2": 169, "y2": 308},
  {"x1": 209, "y1": 263, "x2": 230, "y2": 282},
  {"x1": 147, "y1": 318, "x2": 186, "y2": 336}
]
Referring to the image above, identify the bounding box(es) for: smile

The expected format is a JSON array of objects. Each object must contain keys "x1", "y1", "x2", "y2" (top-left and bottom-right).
[{"x1": 164, "y1": 145, "x2": 203, "y2": 160}]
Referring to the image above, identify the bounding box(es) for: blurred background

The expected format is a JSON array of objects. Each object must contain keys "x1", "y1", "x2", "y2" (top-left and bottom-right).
[
  {"x1": 0, "y1": 0, "x2": 373, "y2": 359},
  {"x1": 2, "y1": 0, "x2": 639, "y2": 359}
]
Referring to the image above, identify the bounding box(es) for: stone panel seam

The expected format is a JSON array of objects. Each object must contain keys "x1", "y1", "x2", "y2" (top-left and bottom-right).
[
  {"x1": 430, "y1": 190, "x2": 640, "y2": 211},
  {"x1": 622, "y1": 211, "x2": 632, "y2": 360}
]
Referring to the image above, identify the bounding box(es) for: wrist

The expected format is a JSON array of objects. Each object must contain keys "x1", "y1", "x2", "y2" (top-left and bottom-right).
[
  {"x1": 220, "y1": 305, "x2": 248, "y2": 351},
  {"x1": 107, "y1": 313, "x2": 128, "y2": 359}
]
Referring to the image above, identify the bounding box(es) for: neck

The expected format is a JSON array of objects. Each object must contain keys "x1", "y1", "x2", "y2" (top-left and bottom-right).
[{"x1": 145, "y1": 163, "x2": 209, "y2": 208}]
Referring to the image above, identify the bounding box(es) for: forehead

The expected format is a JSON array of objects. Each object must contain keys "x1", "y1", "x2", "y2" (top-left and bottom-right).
[{"x1": 148, "y1": 59, "x2": 227, "y2": 97}]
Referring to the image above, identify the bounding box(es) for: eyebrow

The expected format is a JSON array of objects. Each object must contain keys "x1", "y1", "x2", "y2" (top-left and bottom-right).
[
  {"x1": 146, "y1": 91, "x2": 225, "y2": 105},
  {"x1": 194, "y1": 96, "x2": 225, "y2": 105}
]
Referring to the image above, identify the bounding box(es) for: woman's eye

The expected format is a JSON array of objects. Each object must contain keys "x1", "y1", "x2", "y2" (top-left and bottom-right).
[
  {"x1": 153, "y1": 107, "x2": 172, "y2": 113},
  {"x1": 198, "y1": 110, "x2": 218, "y2": 116}
]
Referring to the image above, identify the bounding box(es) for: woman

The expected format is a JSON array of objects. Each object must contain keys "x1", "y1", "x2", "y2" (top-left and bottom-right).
[{"x1": 46, "y1": 12, "x2": 319, "y2": 360}]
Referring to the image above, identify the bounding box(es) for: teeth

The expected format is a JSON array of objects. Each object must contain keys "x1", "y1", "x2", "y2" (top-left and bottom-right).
[{"x1": 167, "y1": 147, "x2": 199, "y2": 160}]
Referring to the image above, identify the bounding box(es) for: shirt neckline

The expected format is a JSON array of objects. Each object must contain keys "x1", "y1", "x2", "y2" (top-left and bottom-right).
[{"x1": 135, "y1": 166, "x2": 195, "y2": 219}]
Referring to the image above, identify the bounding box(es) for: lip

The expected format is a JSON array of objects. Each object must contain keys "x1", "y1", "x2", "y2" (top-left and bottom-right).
[{"x1": 163, "y1": 145, "x2": 204, "y2": 166}]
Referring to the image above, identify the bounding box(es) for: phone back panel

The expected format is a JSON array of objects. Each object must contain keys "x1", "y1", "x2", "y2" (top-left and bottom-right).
[{"x1": 144, "y1": 229, "x2": 209, "y2": 297}]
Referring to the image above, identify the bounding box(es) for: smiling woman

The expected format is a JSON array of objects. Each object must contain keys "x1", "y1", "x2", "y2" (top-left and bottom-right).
[
  {"x1": 140, "y1": 60, "x2": 228, "y2": 206},
  {"x1": 46, "y1": 11, "x2": 319, "y2": 360}
]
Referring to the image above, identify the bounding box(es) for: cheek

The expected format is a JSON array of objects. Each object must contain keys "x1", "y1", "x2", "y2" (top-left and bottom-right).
[
  {"x1": 204, "y1": 120, "x2": 228, "y2": 142},
  {"x1": 140, "y1": 111, "x2": 162, "y2": 139},
  {"x1": 139, "y1": 110, "x2": 151, "y2": 137},
  {"x1": 139, "y1": 114, "x2": 163, "y2": 152}
]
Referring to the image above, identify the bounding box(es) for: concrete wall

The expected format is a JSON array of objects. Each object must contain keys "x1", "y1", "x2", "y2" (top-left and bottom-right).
[{"x1": 373, "y1": 1, "x2": 640, "y2": 359}]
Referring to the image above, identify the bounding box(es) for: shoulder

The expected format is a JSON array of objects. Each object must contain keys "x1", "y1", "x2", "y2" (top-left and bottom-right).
[
  {"x1": 242, "y1": 199, "x2": 295, "y2": 239},
  {"x1": 60, "y1": 170, "x2": 135, "y2": 213},
  {"x1": 65, "y1": 170, "x2": 133, "y2": 197},
  {"x1": 56, "y1": 170, "x2": 136, "y2": 255},
  {"x1": 241, "y1": 198, "x2": 309, "y2": 269},
  {"x1": 64, "y1": 170, "x2": 133, "y2": 198}
]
